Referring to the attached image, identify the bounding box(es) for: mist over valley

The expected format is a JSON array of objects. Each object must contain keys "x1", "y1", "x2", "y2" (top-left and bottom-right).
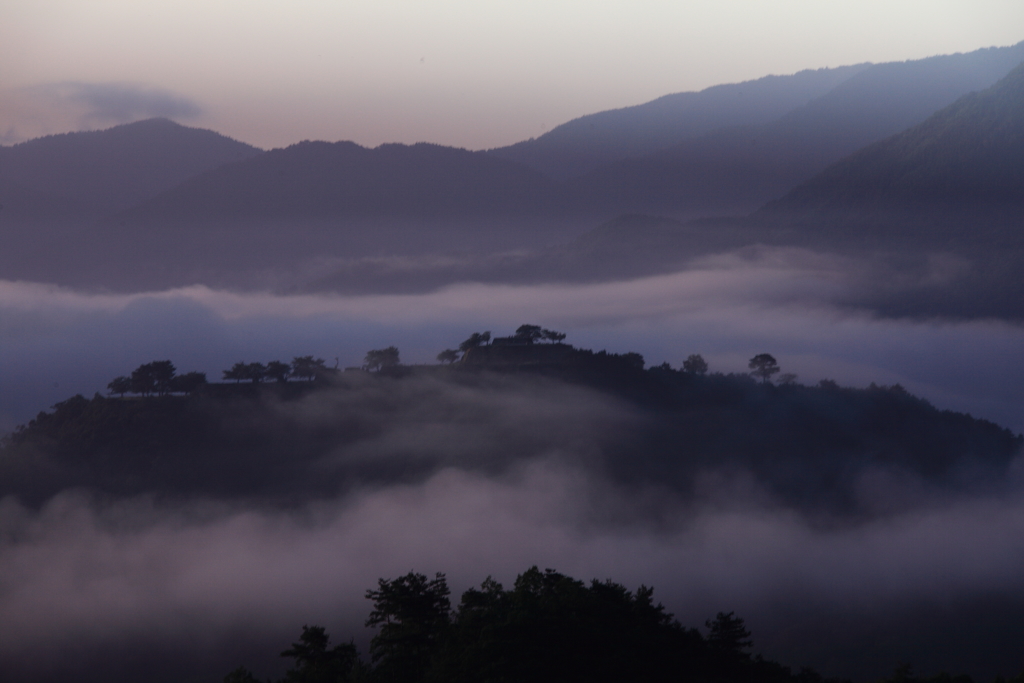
[{"x1": 2, "y1": 34, "x2": 1024, "y2": 683}]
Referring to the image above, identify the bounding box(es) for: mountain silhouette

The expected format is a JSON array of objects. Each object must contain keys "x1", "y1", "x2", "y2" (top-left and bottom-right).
[
  {"x1": 0, "y1": 118, "x2": 262, "y2": 273},
  {"x1": 4, "y1": 44, "x2": 1024, "y2": 297},
  {"x1": 117, "y1": 139, "x2": 561, "y2": 220},
  {"x1": 0, "y1": 117, "x2": 260, "y2": 218},
  {"x1": 31, "y1": 140, "x2": 586, "y2": 289},
  {"x1": 760, "y1": 60, "x2": 1024, "y2": 245},
  {"x1": 562, "y1": 42, "x2": 1024, "y2": 218},
  {"x1": 486, "y1": 63, "x2": 871, "y2": 180}
]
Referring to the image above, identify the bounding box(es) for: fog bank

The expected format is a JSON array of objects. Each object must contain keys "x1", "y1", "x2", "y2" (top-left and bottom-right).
[
  {"x1": 2, "y1": 254, "x2": 1023, "y2": 434},
  {"x1": 2, "y1": 456, "x2": 1024, "y2": 681}
]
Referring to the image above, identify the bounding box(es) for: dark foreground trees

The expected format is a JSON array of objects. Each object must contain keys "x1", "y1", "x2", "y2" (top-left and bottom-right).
[
  {"x1": 366, "y1": 572, "x2": 450, "y2": 682},
  {"x1": 280, "y1": 625, "x2": 360, "y2": 683},
  {"x1": 225, "y1": 626, "x2": 360, "y2": 683},
  {"x1": 228, "y1": 567, "x2": 850, "y2": 683}
]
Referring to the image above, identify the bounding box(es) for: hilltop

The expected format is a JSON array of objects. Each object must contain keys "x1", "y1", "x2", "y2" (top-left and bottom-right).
[{"x1": 3, "y1": 336, "x2": 1018, "y2": 517}]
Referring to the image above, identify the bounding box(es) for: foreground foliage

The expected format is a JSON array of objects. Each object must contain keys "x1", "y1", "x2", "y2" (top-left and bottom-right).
[{"x1": 228, "y1": 567, "x2": 848, "y2": 683}]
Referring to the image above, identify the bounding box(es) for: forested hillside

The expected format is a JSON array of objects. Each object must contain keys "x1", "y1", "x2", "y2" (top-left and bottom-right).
[{"x1": 3, "y1": 347, "x2": 1018, "y2": 517}]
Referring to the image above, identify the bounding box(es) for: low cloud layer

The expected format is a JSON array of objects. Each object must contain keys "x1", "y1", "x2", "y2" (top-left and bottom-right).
[
  {"x1": 1, "y1": 257, "x2": 1023, "y2": 681},
  {"x1": 2, "y1": 251, "x2": 1022, "y2": 434},
  {"x1": 2, "y1": 458, "x2": 1024, "y2": 681}
]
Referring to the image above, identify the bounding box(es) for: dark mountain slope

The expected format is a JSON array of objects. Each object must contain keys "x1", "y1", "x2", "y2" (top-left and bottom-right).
[
  {"x1": 0, "y1": 118, "x2": 263, "y2": 276},
  {"x1": 33, "y1": 141, "x2": 583, "y2": 289},
  {"x1": 119, "y1": 140, "x2": 562, "y2": 220},
  {"x1": 761, "y1": 61, "x2": 1024, "y2": 235},
  {"x1": 0, "y1": 117, "x2": 261, "y2": 218},
  {"x1": 486, "y1": 64, "x2": 870, "y2": 180},
  {"x1": 2, "y1": 360, "x2": 1019, "y2": 518},
  {"x1": 732, "y1": 62, "x2": 1024, "y2": 319},
  {"x1": 564, "y1": 43, "x2": 1024, "y2": 218}
]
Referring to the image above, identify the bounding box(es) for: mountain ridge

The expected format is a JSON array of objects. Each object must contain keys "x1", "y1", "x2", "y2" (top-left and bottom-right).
[
  {"x1": 559, "y1": 43, "x2": 1024, "y2": 218},
  {"x1": 485, "y1": 63, "x2": 872, "y2": 180},
  {"x1": 758, "y1": 60, "x2": 1024, "y2": 244},
  {"x1": 4, "y1": 43, "x2": 1024, "y2": 299},
  {"x1": 0, "y1": 117, "x2": 262, "y2": 215}
]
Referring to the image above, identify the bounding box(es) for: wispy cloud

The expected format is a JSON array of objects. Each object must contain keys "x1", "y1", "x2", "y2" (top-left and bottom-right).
[{"x1": 0, "y1": 82, "x2": 202, "y2": 143}]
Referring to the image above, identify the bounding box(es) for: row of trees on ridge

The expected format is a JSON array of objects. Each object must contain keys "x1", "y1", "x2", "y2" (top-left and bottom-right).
[
  {"x1": 107, "y1": 361, "x2": 207, "y2": 396},
  {"x1": 436, "y1": 324, "x2": 568, "y2": 364},
  {"x1": 104, "y1": 340, "x2": 789, "y2": 398},
  {"x1": 223, "y1": 356, "x2": 335, "y2": 383}
]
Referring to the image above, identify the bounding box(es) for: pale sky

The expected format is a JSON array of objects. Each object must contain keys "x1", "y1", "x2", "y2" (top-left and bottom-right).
[{"x1": 2, "y1": 0, "x2": 1023, "y2": 149}]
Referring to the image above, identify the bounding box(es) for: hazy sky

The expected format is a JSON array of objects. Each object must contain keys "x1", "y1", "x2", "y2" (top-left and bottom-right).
[{"x1": 2, "y1": 1, "x2": 1023, "y2": 149}]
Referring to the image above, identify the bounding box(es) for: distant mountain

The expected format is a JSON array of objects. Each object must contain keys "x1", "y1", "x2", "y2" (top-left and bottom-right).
[
  {"x1": 5, "y1": 45, "x2": 1024, "y2": 297},
  {"x1": 486, "y1": 64, "x2": 871, "y2": 180},
  {"x1": 0, "y1": 118, "x2": 262, "y2": 268},
  {"x1": 119, "y1": 139, "x2": 561, "y2": 221},
  {"x1": 760, "y1": 61, "x2": 1024, "y2": 243},
  {"x1": 32, "y1": 140, "x2": 589, "y2": 289},
  {"x1": 543, "y1": 61, "x2": 1024, "y2": 320},
  {"x1": 563, "y1": 43, "x2": 1024, "y2": 218},
  {"x1": 0, "y1": 118, "x2": 261, "y2": 218}
]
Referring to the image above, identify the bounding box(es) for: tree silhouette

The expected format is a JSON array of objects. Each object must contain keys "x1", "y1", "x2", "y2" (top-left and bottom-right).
[
  {"x1": 364, "y1": 346, "x2": 400, "y2": 372},
  {"x1": 621, "y1": 351, "x2": 645, "y2": 370},
  {"x1": 265, "y1": 360, "x2": 291, "y2": 383},
  {"x1": 436, "y1": 349, "x2": 459, "y2": 364},
  {"x1": 291, "y1": 356, "x2": 328, "y2": 381},
  {"x1": 169, "y1": 371, "x2": 207, "y2": 394},
  {"x1": 748, "y1": 354, "x2": 780, "y2": 384},
  {"x1": 111, "y1": 364, "x2": 204, "y2": 396},
  {"x1": 458, "y1": 332, "x2": 491, "y2": 353},
  {"x1": 226, "y1": 567, "x2": 851, "y2": 683},
  {"x1": 279, "y1": 625, "x2": 359, "y2": 683},
  {"x1": 242, "y1": 362, "x2": 266, "y2": 383},
  {"x1": 131, "y1": 360, "x2": 176, "y2": 395},
  {"x1": 107, "y1": 376, "x2": 131, "y2": 397},
  {"x1": 705, "y1": 611, "x2": 752, "y2": 656},
  {"x1": 682, "y1": 353, "x2": 708, "y2": 375},
  {"x1": 542, "y1": 328, "x2": 566, "y2": 343},
  {"x1": 222, "y1": 666, "x2": 260, "y2": 683},
  {"x1": 514, "y1": 324, "x2": 543, "y2": 344},
  {"x1": 223, "y1": 362, "x2": 248, "y2": 383},
  {"x1": 365, "y1": 572, "x2": 450, "y2": 682}
]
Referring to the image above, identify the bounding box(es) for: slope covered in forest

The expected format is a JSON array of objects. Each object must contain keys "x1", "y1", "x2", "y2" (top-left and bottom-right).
[{"x1": 3, "y1": 348, "x2": 1018, "y2": 517}]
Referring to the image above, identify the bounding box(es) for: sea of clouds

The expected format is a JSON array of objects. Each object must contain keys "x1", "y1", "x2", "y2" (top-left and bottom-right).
[{"x1": 2, "y1": 251, "x2": 1023, "y2": 681}]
